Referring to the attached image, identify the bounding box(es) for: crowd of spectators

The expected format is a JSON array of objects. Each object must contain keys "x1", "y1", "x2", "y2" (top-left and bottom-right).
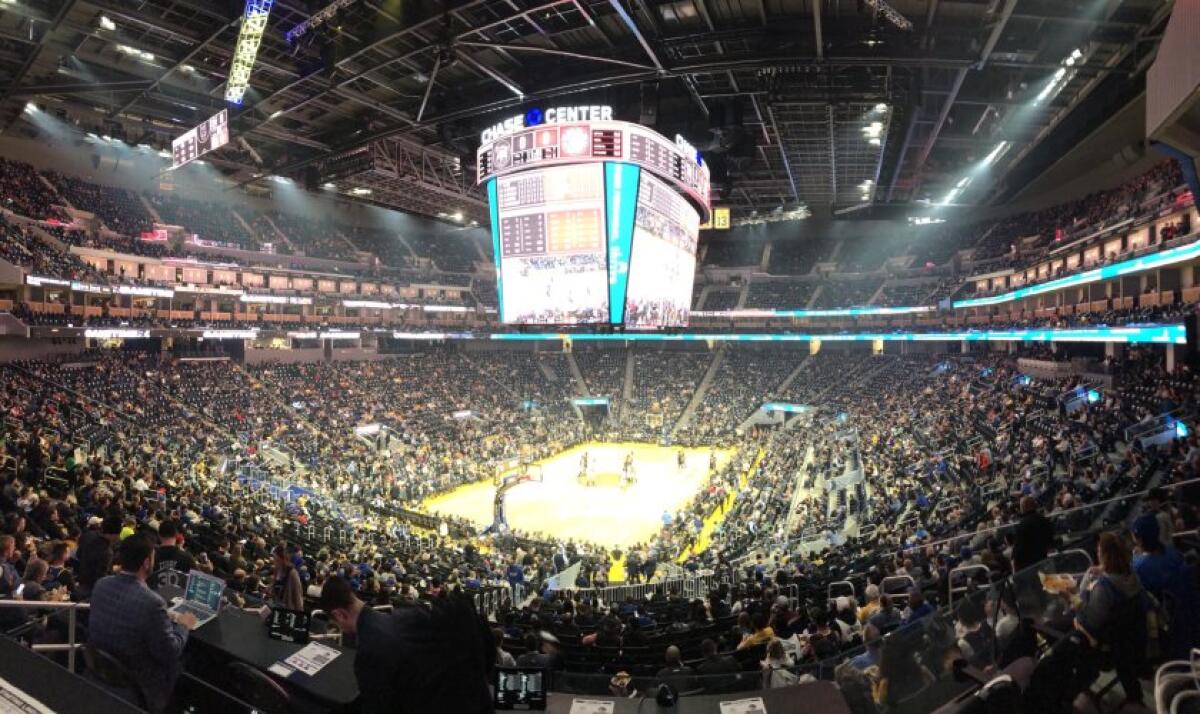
[
  {"x1": 630, "y1": 351, "x2": 710, "y2": 431},
  {"x1": 146, "y1": 194, "x2": 254, "y2": 249},
  {"x1": 812, "y1": 279, "x2": 882, "y2": 309},
  {"x1": 0, "y1": 218, "x2": 105, "y2": 282},
  {"x1": 701, "y1": 240, "x2": 764, "y2": 268},
  {"x1": 0, "y1": 340, "x2": 1197, "y2": 712},
  {"x1": 42, "y1": 171, "x2": 153, "y2": 237},
  {"x1": 257, "y1": 210, "x2": 347, "y2": 260},
  {"x1": 766, "y1": 236, "x2": 836, "y2": 275},
  {"x1": 49, "y1": 225, "x2": 170, "y2": 259},
  {"x1": 404, "y1": 232, "x2": 486, "y2": 274},
  {"x1": 575, "y1": 350, "x2": 628, "y2": 420},
  {"x1": 873, "y1": 282, "x2": 935, "y2": 307},
  {"x1": 837, "y1": 235, "x2": 893, "y2": 273},
  {"x1": 973, "y1": 160, "x2": 1186, "y2": 261},
  {"x1": 684, "y1": 349, "x2": 802, "y2": 441},
  {"x1": 702, "y1": 288, "x2": 742, "y2": 311},
  {"x1": 0, "y1": 158, "x2": 64, "y2": 221},
  {"x1": 743, "y1": 282, "x2": 817, "y2": 309},
  {"x1": 343, "y1": 225, "x2": 410, "y2": 266}
]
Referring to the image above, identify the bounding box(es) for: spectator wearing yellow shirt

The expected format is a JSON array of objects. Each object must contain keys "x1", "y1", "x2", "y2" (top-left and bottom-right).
[
  {"x1": 857, "y1": 584, "x2": 881, "y2": 624},
  {"x1": 737, "y1": 611, "x2": 775, "y2": 650}
]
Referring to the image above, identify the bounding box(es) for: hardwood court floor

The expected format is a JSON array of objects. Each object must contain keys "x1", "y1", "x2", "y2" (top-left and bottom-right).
[{"x1": 422, "y1": 442, "x2": 735, "y2": 549}]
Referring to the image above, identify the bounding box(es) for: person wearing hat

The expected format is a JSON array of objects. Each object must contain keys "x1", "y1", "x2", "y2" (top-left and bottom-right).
[
  {"x1": 1132, "y1": 512, "x2": 1197, "y2": 659},
  {"x1": 74, "y1": 514, "x2": 123, "y2": 599}
]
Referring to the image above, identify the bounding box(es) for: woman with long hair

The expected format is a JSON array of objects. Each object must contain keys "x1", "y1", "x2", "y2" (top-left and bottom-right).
[
  {"x1": 270, "y1": 543, "x2": 304, "y2": 611},
  {"x1": 1074, "y1": 531, "x2": 1148, "y2": 706}
]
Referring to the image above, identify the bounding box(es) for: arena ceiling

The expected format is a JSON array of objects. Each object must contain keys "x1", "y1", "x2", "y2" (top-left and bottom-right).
[{"x1": 0, "y1": 0, "x2": 1175, "y2": 223}]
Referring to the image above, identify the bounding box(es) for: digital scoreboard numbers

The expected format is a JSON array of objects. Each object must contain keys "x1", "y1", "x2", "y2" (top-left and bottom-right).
[
  {"x1": 628, "y1": 133, "x2": 676, "y2": 178},
  {"x1": 546, "y1": 209, "x2": 603, "y2": 252},
  {"x1": 591, "y1": 128, "x2": 621, "y2": 158},
  {"x1": 171, "y1": 109, "x2": 230, "y2": 169},
  {"x1": 499, "y1": 215, "x2": 546, "y2": 257},
  {"x1": 478, "y1": 117, "x2": 710, "y2": 222}
]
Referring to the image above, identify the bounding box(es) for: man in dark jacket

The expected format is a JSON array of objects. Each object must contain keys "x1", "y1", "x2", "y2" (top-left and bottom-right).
[
  {"x1": 1011, "y1": 496, "x2": 1055, "y2": 570},
  {"x1": 695, "y1": 638, "x2": 738, "y2": 692},
  {"x1": 320, "y1": 576, "x2": 493, "y2": 714}
]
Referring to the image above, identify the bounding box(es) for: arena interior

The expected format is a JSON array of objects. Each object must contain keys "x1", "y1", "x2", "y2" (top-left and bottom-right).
[{"x1": 1, "y1": 0, "x2": 1200, "y2": 712}]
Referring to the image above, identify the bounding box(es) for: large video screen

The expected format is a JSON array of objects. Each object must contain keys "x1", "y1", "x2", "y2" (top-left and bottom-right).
[
  {"x1": 492, "y1": 164, "x2": 609, "y2": 324},
  {"x1": 623, "y1": 171, "x2": 700, "y2": 328}
]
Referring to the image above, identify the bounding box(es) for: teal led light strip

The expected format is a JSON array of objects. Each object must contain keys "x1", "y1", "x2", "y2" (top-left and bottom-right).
[
  {"x1": 953, "y1": 239, "x2": 1200, "y2": 309},
  {"x1": 488, "y1": 324, "x2": 1187, "y2": 344},
  {"x1": 486, "y1": 179, "x2": 505, "y2": 322},
  {"x1": 693, "y1": 305, "x2": 935, "y2": 318}
]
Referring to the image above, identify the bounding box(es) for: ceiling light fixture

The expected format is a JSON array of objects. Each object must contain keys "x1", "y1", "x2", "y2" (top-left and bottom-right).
[
  {"x1": 226, "y1": 0, "x2": 275, "y2": 105},
  {"x1": 861, "y1": 0, "x2": 913, "y2": 31}
]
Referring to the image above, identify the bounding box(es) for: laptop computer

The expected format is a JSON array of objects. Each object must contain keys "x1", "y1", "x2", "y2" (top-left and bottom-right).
[
  {"x1": 168, "y1": 571, "x2": 225, "y2": 628},
  {"x1": 494, "y1": 667, "x2": 547, "y2": 710}
]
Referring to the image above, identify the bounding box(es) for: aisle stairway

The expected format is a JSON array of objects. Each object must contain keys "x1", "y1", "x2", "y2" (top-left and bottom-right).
[
  {"x1": 773, "y1": 355, "x2": 812, "y2": 397},
  {"x1": 671, "y1": 346, "x2": 725, "y2": 436},
  {"x1": 622, "y1": 350, "x2": 635, "y2": 420},
  {"x1": 566, "y1": 352, "x2": 589, "y2": 395},
  {"x1": 139, "y1": 194, "x2": 162, "y2": 223}
]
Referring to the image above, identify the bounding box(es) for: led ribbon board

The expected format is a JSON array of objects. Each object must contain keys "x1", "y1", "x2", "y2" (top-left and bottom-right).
[
  {"x1": 692, "y1": 306, "x2": 936, "y2": 318},
  {"x1": 225, "y1": 0, "x2": 274, "y2": 105},
  {"x1": 572, "y1": 397, "x2": 610, "y2": 406},
  {"x1": 489, "y1": 325, "x2": 1187, "y2": 344},
  {"x1": 954, "y1": 239, "x2": 1200, "y2": 309},
  {"x1": 762, "y1": 402, "x2": 809, "y2": 413}
]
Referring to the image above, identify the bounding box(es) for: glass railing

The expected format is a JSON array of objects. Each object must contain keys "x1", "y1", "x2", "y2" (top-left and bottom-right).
[{"x1": 531, "y1": 546, "x2": 1125, "y2": 712}]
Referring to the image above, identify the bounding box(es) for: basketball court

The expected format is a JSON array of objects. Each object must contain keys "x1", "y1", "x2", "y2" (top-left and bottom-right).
[{"x1": 421, "y1": 442, "x2": 736, "y2": 548}]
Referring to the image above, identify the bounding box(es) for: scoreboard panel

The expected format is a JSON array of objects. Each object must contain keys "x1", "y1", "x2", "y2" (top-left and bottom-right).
[
  {"x1": 171, "y1": 109, "x2": 230, "y2": 169},
  {"x1": 478, "y1": 119, "x2": 711, "y2": 221}
]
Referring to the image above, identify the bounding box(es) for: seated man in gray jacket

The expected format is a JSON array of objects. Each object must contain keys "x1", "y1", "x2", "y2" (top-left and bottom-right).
[{"x1": 88, "y1": 534, "x2": 197, "y2": 713}]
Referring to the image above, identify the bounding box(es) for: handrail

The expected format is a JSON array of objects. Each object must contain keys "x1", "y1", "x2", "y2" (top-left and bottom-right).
[
  {"x1": 0, "y1": 599, "x2": 89, "y2": 673},
  {"x1": 946, "y1": 564, "x2": 991, "y2": 610},
  {"x1": 871, "y1": 475, "x2": 1200, "y2": 561}
]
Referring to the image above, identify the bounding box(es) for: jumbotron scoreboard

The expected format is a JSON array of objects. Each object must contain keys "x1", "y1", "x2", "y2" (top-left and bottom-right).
[
  {"x1": 171, "y1": 109, "x2": 230, "y2": 169},
  {"x1": 477, "y1": 105, "x2": 711, "y2": 327}
]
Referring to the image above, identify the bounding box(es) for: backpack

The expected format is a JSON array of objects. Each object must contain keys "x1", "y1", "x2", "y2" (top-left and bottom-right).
[
  {"x1": 1095, "y1": 577, "x2": 1148, "y2": 667},
  {"x1": 763, "y1": 665, "x2": 800, "y2": 688}
]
